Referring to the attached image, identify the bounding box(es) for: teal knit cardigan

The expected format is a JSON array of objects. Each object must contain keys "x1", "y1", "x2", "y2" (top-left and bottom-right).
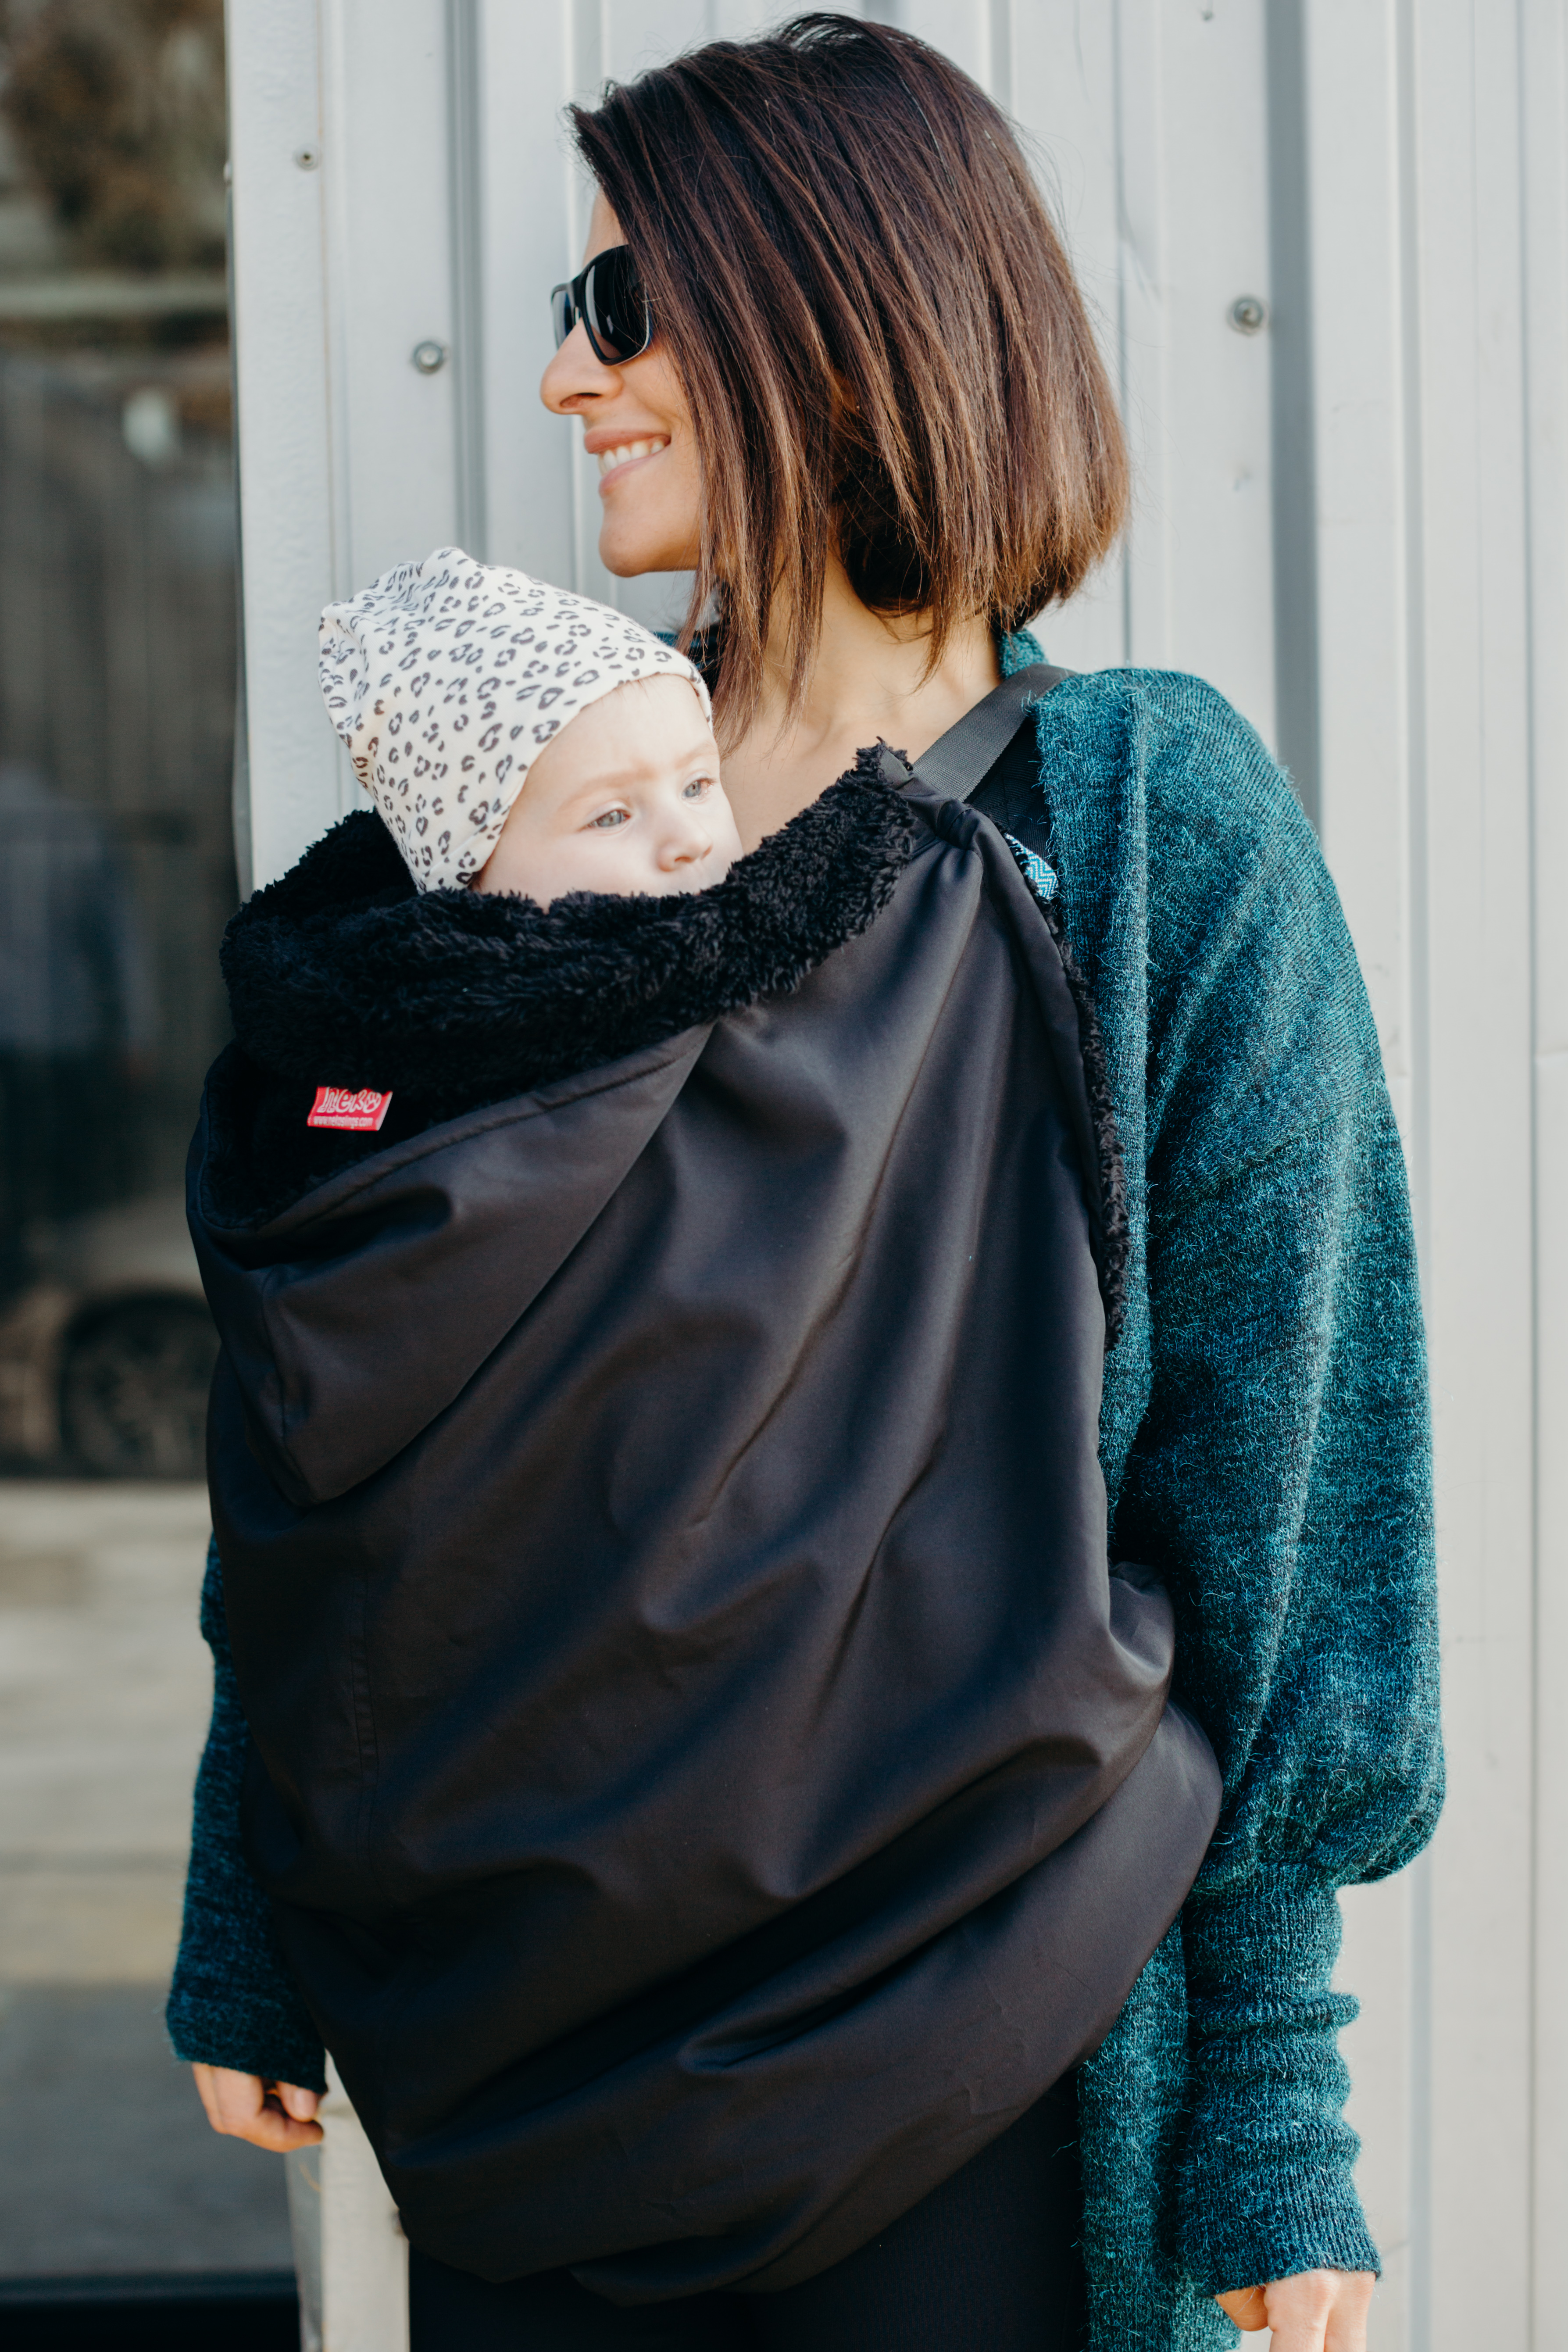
[{"x1": 168, "y1": 650, "x2": 1442, "y2": 2349}]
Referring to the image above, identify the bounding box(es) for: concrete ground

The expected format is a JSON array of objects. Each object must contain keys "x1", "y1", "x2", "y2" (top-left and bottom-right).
[{"x1": 0, "y1": 1482, "x2": 291, "y2": 2278}]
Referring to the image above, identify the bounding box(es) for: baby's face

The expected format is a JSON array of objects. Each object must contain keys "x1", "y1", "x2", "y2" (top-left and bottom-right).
[{"x1": 472, "y1": 674, "x2": 742, "y2": 905}]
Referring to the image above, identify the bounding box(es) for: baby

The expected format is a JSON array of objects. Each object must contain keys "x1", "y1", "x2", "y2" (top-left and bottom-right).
[{"x1": 318, "y1": 546, "x2": 743, "y2": 905}]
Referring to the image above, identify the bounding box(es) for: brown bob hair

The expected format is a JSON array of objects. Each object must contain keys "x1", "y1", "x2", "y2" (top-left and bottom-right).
[{"x1": 570, "y1": 14, "x2": 1127, "y2": 734}]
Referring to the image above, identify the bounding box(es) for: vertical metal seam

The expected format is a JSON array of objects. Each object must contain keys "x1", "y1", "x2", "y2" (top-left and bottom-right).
[
  {"x1": 320, "y1": 0, "x2": 361, "y2": 829},
  {"x1": 989, "y1": 0, "x2": 1014, "y2": 113},
  {"x1": 1264, "y1": 0, "x2": 1321, "y2": 826},
  {"x1": 567, "y1": 0, "x2": 604, "y2": 597},
  {"x1": 1393, "y1": 0, "x2": 1433, "y2": 2338},
  {"x1": 1513, "y1": 0, "x2": 1549, "y2": 2335},
  {"x1": 1110, "y1": 0, "x2": 1132, "y2": 665},
  {"x1": 222, "y1": 34, "x2": 253, "y2": 901},
  {"x1": 446, "y1": 0, "x2": 487, "y2": 558}
]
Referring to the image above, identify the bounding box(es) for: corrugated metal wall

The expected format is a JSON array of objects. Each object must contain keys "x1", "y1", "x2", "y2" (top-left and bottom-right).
[{"x1": 224, "y1": 4, "x2": 1568, "y2": 2344}]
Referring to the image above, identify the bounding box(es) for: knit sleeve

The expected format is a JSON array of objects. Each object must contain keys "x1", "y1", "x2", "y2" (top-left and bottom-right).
[
  {"x1": 165, "y1": 1536, "x2": 327, "y2": 2092},
  {"x1": 1112, "y1": 690, "x2": 1442, "y2": 2295}
]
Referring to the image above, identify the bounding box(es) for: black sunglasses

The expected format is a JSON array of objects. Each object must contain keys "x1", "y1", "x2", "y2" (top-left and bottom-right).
[{"x1": 550, "y1": 245, "x2": 653, "y2": 365}]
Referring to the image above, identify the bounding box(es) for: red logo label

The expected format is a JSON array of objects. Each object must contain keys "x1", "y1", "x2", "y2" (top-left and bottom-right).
[{"x1": 307, "y1": 1085, "x2": 393, "y2": 1132}]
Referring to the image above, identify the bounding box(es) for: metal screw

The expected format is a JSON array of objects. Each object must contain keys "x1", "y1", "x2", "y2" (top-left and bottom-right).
[
  {"x1": 1229, "y1": 295, "x2": 1268, "y2": 336},
  {"x1": 411, "y1": 340, "x2": 449, "y2": 375},
  {"x1": 294, "y1": 145, "x2": 321, "y2": 171}
]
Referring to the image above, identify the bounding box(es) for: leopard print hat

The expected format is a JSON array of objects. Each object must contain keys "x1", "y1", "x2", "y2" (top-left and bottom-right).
[{"x1": 318, "y1": 546, "x2": 711, "y2": 891}]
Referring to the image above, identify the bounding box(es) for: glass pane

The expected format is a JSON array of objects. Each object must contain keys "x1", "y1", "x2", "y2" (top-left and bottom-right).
[{"x1": 0, "y1": 4, "x2": 293, "y2": 2328}]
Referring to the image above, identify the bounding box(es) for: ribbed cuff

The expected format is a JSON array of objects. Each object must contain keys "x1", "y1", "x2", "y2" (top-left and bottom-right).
[
  {"x1": 1184, "y1": 2143, "x2": 1380, "y2": 2300},
  {"x1": 166, "y1": 1981, "x2": 327, "y2": 2093},
  {"x1": 1179, "y1": 1869, "x2": 1379, "y2": 2295}
]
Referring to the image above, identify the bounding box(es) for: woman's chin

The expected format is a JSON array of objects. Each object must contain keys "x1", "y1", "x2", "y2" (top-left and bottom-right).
[{"x1": 597, "y1": 519, "x2": 701, "y2": 581}]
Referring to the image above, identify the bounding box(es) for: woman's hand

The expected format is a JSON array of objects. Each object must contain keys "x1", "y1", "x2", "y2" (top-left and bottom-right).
[
  {"x1": 192, "y1": 2063, "x2": 323, "y2": 2152},
  {"x1": 1217, "y1": 2270, "x2": 1375, "y2": 2348}
]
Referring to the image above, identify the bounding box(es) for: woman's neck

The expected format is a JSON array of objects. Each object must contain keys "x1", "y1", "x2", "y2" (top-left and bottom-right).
[{"x1": 719, "y1": 556, "x2": 1002, "y2": 851}]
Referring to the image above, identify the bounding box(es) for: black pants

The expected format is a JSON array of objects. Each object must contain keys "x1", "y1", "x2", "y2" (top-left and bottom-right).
[{"x1": 408, "y1": 2074, "x2": 1085, "y2": 2352}]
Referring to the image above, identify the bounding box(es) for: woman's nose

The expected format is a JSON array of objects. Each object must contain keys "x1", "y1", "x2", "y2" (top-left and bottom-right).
[{"x1": 540, "y1": 322, "x2": 621, "y2": 415}]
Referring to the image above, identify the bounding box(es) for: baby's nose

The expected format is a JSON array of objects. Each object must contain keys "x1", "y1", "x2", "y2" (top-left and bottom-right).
[{"x1": 657, "y1": 812, "x2": 711, "y2": 867}]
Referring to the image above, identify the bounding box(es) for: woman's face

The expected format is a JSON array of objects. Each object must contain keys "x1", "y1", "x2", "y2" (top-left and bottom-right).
[{"x1": 540, "y1": 192, "x2": 703, "y2": 579}]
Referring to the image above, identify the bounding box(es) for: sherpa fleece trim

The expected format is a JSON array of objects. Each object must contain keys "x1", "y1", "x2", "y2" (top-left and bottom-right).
[
  {"x1": 210, "y1": 751, "x2": 916, "y2": 1225},
  {"x1": 224, "y1": 752, "x2": 916, "y2": 1101}
]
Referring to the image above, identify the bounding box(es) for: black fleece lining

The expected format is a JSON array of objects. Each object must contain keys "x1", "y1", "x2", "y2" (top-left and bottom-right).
[{"x1": 211, "y1": 754, "x2": 916, "y2": 1226}]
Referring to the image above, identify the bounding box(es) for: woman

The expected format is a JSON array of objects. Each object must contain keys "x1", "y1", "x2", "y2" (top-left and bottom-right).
[{"x1": 171, "y1": 19, "x2": 1439, "y2": 2351}]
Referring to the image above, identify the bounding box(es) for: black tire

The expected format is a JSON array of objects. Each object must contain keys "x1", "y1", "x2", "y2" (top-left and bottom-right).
[{"x1": 59, "y1": 1296, "x2": 218, "y2": 1480}]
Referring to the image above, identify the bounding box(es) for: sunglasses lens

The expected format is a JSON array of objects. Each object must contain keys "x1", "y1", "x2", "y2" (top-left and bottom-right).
[
  {"x1": 583, "y1": 247, "x2": 650, "y2": 361},
  {"x1": 550, "y1": 286, "x2": 574, "y2": 350}
]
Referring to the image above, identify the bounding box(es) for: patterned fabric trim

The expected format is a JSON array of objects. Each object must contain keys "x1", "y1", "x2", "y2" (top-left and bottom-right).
[{"x1": 1004, "y1": 833, "x2": 1059, "y2": 900}]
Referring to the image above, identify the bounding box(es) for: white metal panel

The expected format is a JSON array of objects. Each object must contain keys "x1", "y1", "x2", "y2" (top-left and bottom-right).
[
  {"x1": 472, "y1": 0, "x2": 577, "y2": 579},
  {"x1": 1007, "y1": 0, "x2": 1126, "y2": 675},
  {"x1": 1406, "y1": 6, "x2": 1537, "y2": 2345},
  {"x1": 1149, "y1": 1, "x2": 1275, "y2": 737},
  {"x1": 1301, "y1": 0, "x2": 1413, "y2": 1093},
  {"x1": 1300, "y1": 7, "x2": 1421, "y2": 2337},
  {"x1": 1011, "y1": 2, "x2": 1278, "y2": 743},
  {"x1": 321, "y1": 0, "x2": 460, "y2": 589},
  {"x1": 1521, "y1": 2, "x2": 1568, "y2": 2338},
  {"x1": 880, "y1": 0, "x2": 994, "y2": 90},
  {"x1": 1111, "y1": 0, "x2": 1179, "y2": 677},
  {"x1": 225, "y1": 0, "x2": 339, "y2": 890}
]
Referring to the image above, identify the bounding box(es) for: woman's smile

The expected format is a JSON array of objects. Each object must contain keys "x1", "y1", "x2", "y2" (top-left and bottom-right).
[{"x1": 589, "y1": 431, "x2": 671, "y2": 490}]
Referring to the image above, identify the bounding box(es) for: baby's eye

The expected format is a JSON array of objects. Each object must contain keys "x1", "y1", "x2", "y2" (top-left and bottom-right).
[
  {"x1": 682, "y1": 776, "x2": 713, "y2": 800},
  {"x1": 590, "y1": 808, "x2": 630, "y2": 829}
]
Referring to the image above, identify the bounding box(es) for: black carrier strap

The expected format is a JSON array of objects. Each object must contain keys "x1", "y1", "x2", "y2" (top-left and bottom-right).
[{"x1": 904, "y1": 661, "x2": 1074, "y2": 801}]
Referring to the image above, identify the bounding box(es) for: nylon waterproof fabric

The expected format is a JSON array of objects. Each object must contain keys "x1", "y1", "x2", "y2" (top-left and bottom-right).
[{"x1": 189, "y1": 763, "x2": 1220, "y2": 2300}]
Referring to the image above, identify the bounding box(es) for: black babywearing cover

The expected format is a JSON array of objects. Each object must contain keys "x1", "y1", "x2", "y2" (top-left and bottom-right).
[{"x1": 191, "y1": 669, "x2": 1221, "y2": 2301}]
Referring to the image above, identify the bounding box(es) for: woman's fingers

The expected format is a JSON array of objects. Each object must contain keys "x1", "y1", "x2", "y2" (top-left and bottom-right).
[
  {"x1": 1322, "y1": 2272, "x2": 1376, "y2": 2351},
  {"x1": 275, "y1": 2080, "x2": 324, "y2": 2125},
  {"x1": 1225, "y1": 2269, "x2": 1373, "y2": 2352},
  {"x1": 1261, "y1": 2271, "x2": 1337, "y2": 2350},
  {"x1": 191, "y1": 2063, "x2": 325, "y2": 2151}
]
